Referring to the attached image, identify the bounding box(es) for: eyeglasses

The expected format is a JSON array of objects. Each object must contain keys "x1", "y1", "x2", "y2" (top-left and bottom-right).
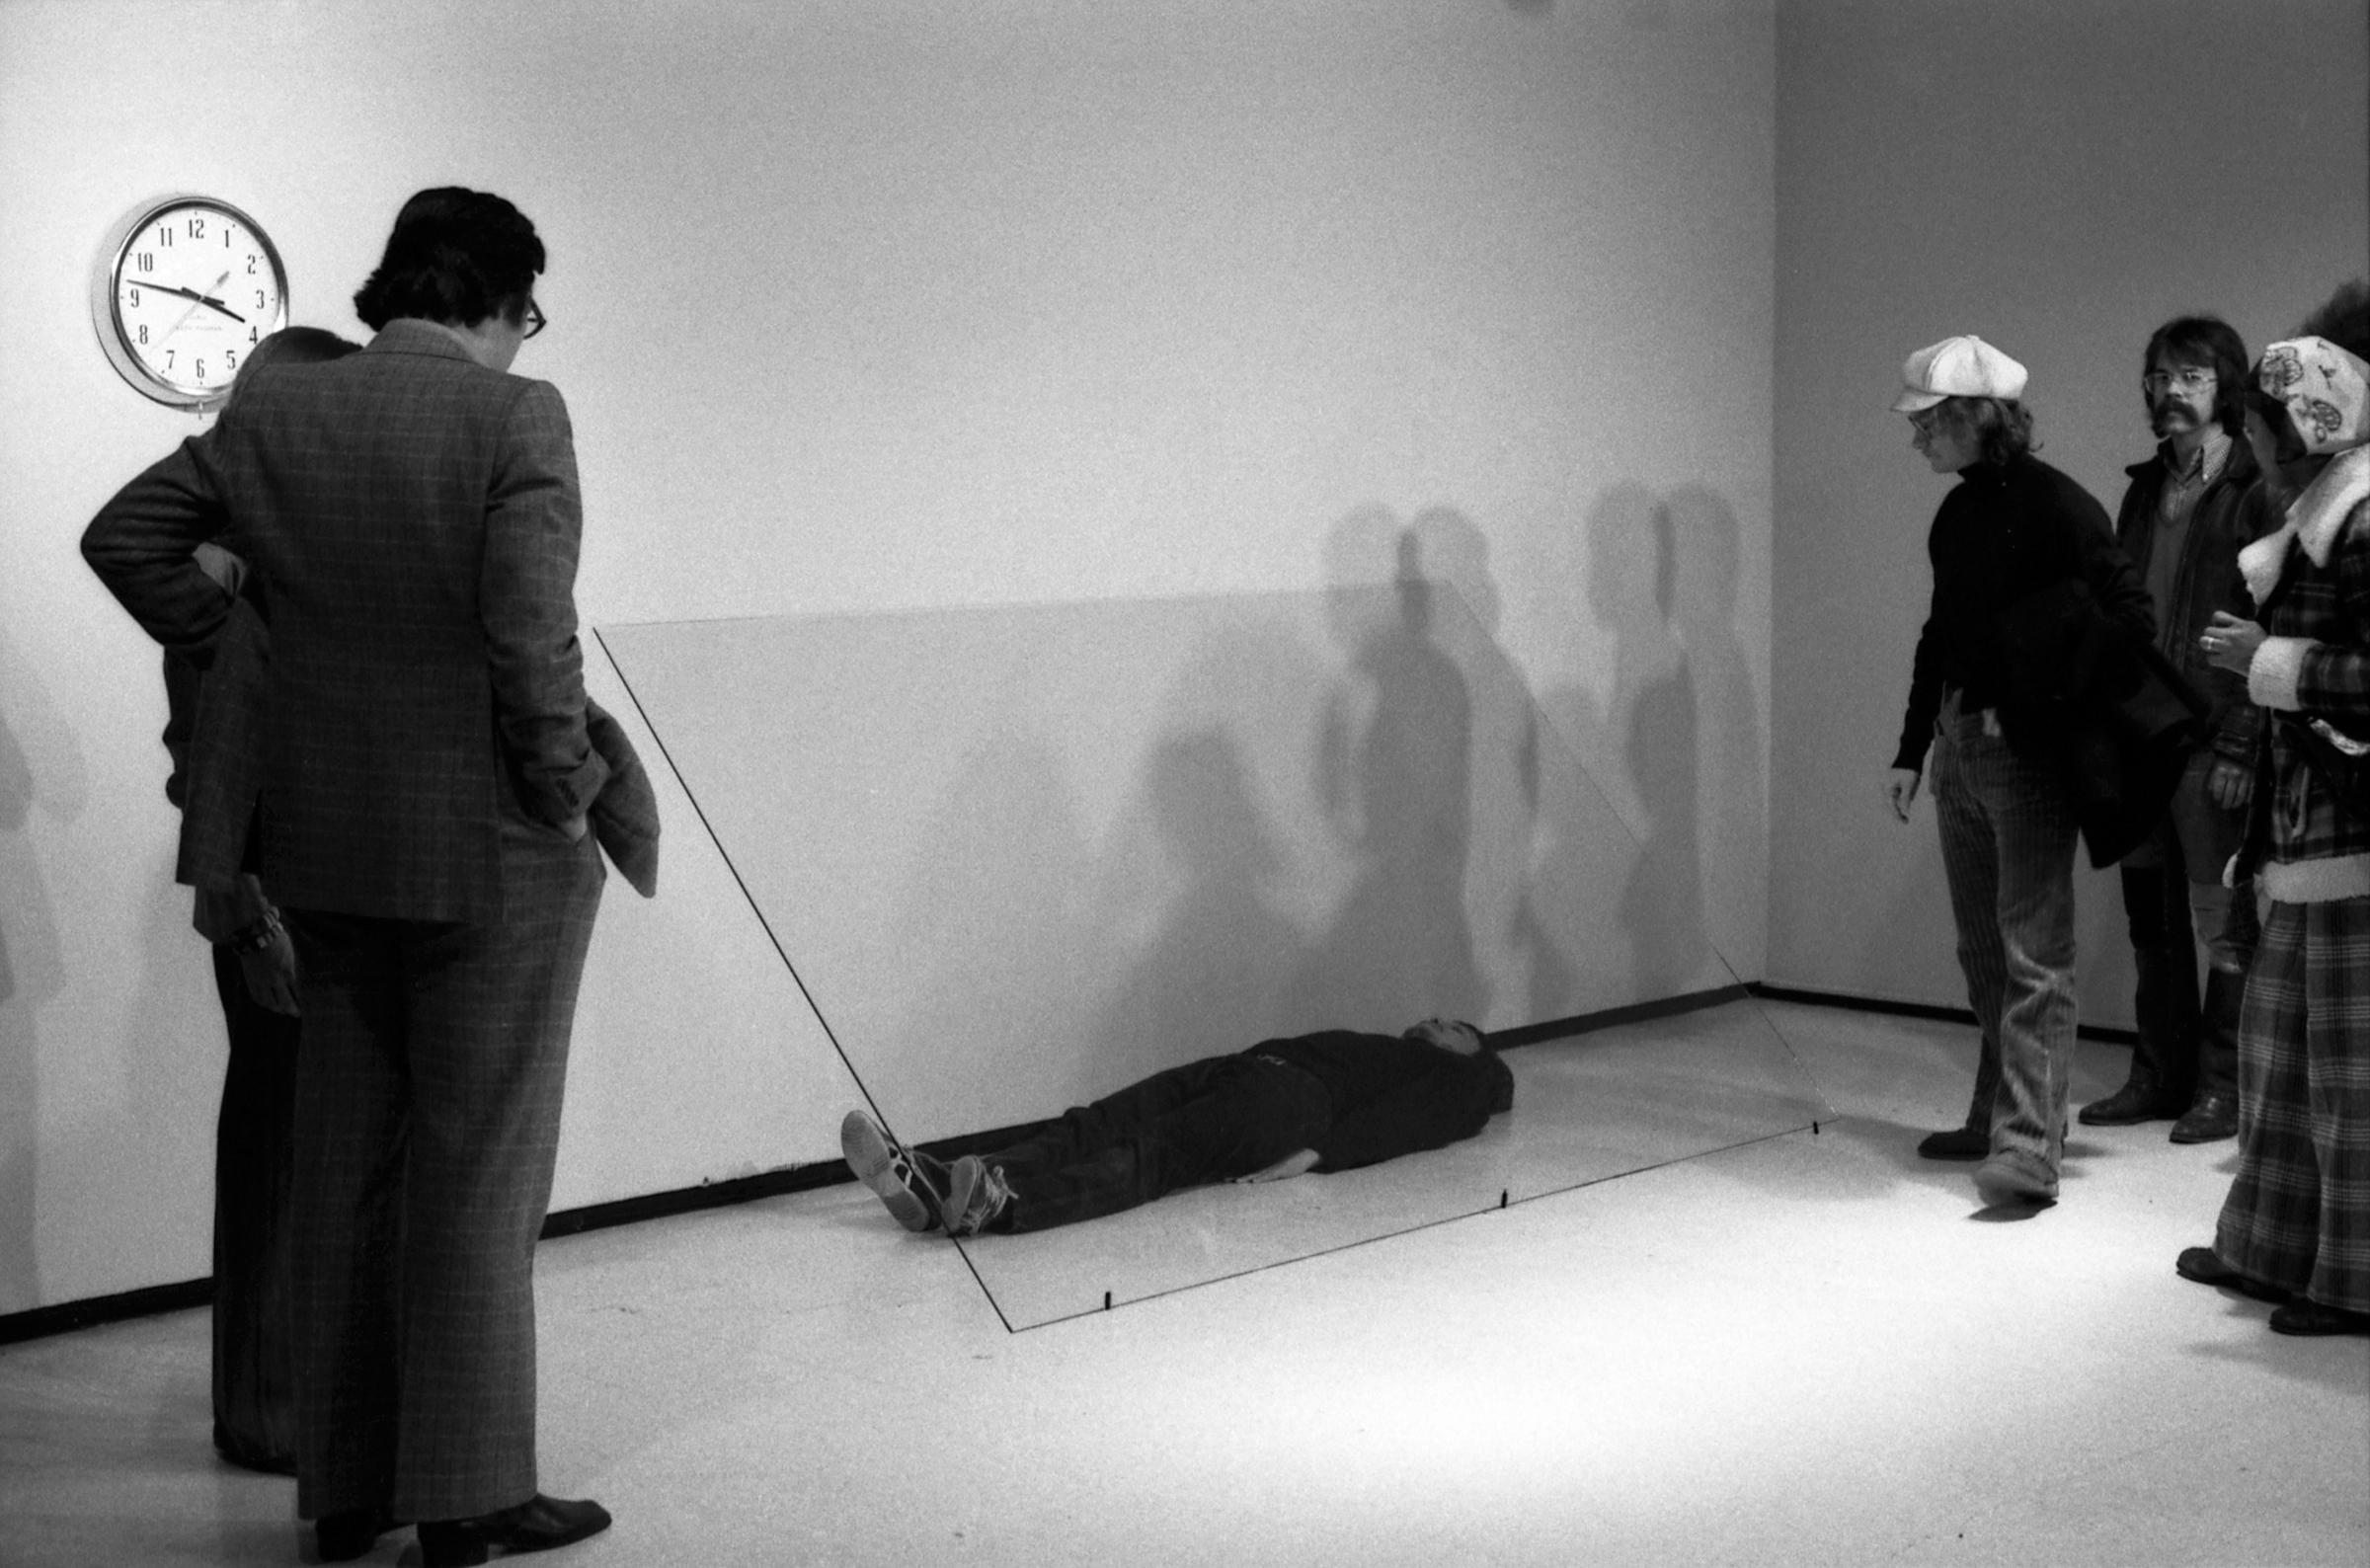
[
  {"x1": 522, "y1": 297, "x2": 547, "y2": 340},
  {"x1": 1908, "y1": 410, "x2": 1947, "y2": 436},
  {"x1": 2142, "y1": 366, "x2": 2214, "y2": 393}
]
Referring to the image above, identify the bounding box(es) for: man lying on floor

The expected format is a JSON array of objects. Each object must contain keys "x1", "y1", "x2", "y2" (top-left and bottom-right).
[{"x1": 840, "y1": 1018, "x2": 1515, "y2": 1236}]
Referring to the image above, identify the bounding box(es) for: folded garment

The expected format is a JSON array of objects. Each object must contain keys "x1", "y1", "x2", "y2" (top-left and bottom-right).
[{"x1": 586, "y1": 698, "x2": 661, "y2": 898}]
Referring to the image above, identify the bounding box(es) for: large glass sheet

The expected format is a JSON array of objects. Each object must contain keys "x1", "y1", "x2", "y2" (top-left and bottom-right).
[{"x1": 598, "y1": 585, "x2": 1827, "y2": 1328}]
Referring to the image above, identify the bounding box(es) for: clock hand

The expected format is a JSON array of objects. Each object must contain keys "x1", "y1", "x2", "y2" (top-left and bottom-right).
[
  {"x1": 155, "y1": 270, "x2": 238, "y2": 342},
  {"x1": 139, "y1": 280, "x2": 248, "y2": 324}
]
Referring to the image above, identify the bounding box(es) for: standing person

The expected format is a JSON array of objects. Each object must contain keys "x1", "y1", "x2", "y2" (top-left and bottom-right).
[
  {"x1": 160, "y1": 327, "x2": 360, "y2": 1477},
  {"x1": 84, "y1": 189, "x2": 622, "y2": 1565},
  {"x1": 2082, "y1": 317, "x2": 2267, "y2": 1144},
  {"x1": 2181, "y1": 292, "x2": 2370, "y2": 1338},
  {"x1": 1881, "y1": 335, "x2": 2157, "y2": 1208}
]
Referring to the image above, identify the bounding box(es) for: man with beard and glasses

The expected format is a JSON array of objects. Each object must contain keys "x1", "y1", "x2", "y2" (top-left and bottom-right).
[{"x1": 2081, "y1": 317, "x2": 2270, "y2": 1145}]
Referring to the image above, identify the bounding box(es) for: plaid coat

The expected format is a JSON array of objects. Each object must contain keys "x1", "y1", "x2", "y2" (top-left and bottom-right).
[
  {"x1": 83, "y1": 322, "x2": 607, "y2": 922},
  {"x1": 2236, "y1": 448, "x2": 2370, "y2": 899}
]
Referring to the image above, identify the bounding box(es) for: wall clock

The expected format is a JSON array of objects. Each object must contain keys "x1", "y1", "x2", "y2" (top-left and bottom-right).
[{"x1": 91, "y1": 195, "x2": 289, "y2": 410}]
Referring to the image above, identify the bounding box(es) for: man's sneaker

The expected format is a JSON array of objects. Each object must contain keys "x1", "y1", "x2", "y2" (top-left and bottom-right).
[
  {"x1": 840, "y1": 1110, "x2": 951, "y2": 1233},
  {"x1": 940, "y1": 1155, "x2": 1015, "y2": 1237},
  {"x1": 1972, "y1": 1153, "x2": 2058, "y2": 1208}
]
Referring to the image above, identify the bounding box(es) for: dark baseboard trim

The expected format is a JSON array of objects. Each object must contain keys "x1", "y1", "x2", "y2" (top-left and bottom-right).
[
  {"x1": 1745, "y1": 981, "x2": 2139, "y2": 1047},
  {"x1": 0, "y1": 1278, "x2": 213, "y2": 1347},
  {"x1": 1, "y1": 980, "x2": 2119, "y2": 1344}
]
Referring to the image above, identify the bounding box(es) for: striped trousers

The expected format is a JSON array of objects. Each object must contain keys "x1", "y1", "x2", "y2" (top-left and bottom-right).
[
  {"x1": 2215, "y1": 897, "x2": 2370, "y2": 1314},
  {"x1": 284, "y1": 820, "x2": 604, "y2": 1523},
  {"x1": 1929, "y1": 700, "x2": 2080, "y2": 1188}
]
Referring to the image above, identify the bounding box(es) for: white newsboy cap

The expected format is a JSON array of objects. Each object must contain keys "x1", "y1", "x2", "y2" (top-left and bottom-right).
[{"x1": 1892, "y1": 334, "x2": 2028, "y2": 413}]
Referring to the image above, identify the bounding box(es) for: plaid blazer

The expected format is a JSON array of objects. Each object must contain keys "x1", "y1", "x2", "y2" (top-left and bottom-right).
[{"x1": 84, "y1": 322, "x2": 607, "y2": 922}]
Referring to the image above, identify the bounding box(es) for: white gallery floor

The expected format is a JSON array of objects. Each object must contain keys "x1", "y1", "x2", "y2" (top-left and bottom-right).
[{"x1": 2, "y1": 998, "x2": 2365, "y2": 1566}]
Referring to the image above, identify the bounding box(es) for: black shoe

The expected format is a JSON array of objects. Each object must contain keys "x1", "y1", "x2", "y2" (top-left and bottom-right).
[
  {"x1": 2078, "y1": 1078, "x2": 2180, "y2": 1127},
  {"x1": 2268, "y1": 1299, "x2": 2370, "y2": 1337},
  {"x1": 2170, "y1": 1092, "x2": 2238, "y2": 1144},
  {"x1": 2174, "y1": 1245, "x2": 2287, "y2": 1302},
  {"x1": 1916, "y1": 1125, "x2": 1987, "y2": 1161},
  {"x1": 314, "y1": 1507, "x2": 398, "y2": 1563},
  {"x1": 418, "y1": 1494, "x2": 611, "y2": 1567}
]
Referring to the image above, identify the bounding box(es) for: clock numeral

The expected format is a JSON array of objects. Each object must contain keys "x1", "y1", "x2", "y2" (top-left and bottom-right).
[
  {"x1": 127, "y1": 286, "x2": 140, "y2": 307},
  {"x1": 137, "y1": 325, "x2": 149, "y2": 345},
  {"x1": 195, "y1": 358, "x2": 207, "y2": 381},
  {"x1": 256, "y1": 289, "x2": 267, "y2": 310},
  {"x1": 165, "y1": 349, "x2": 175, "y2": 368},
  {"x1": 187, "y1": 216, "x2": 206, "y2": 241},
  {"x1": 225, "y1": 350, "x2": 238, "y2": 371},
  {"x1": 136, "y1": 252, "x2": 154, "y2": 273},
  {"x1": 223, "y1": 226, "x2": 235, "y2": 248},
  {"x1": 156, "y1": 225, "x2": 173, "y2": 248},
  {"x1": 246, "y1": 257, "x2": 258, "y2": 274},
  {"x1": 248, "y1": 327, "x2": 260, "y2": 345}
]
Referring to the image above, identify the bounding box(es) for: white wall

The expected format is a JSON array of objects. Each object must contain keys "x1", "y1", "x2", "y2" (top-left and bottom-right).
[
  {"x1": 1768, "y1": 0, "x2": 2370, "y2": 1016},
  {"x1": 0, "y1": 0, "x2": 1777, "y2": 1312}
]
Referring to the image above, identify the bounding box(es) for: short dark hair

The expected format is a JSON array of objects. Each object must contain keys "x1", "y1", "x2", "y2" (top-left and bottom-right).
[
  {"x1": 2295, "y1": 278, "x2": 2370, "y2": 359},
  {"x1": 2144, "y1": 315, "x2": 2251, "y2": 435},
  {"x1": 353, "y1": 187, "x2": 544, "y2": 332},
  {"x1": 1936, "y1": 395, "x2": 2037, "y2": 465}
]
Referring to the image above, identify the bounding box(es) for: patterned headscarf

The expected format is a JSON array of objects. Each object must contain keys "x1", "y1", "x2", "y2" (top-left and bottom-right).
[{"x1": 2257, "y1": 335, "x2": 2370, "y2": 454}]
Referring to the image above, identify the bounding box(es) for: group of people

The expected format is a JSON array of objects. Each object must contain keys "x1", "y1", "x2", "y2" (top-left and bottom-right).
[
  {"x1": 74, "y1": 177, "x2": 2369, "y2": 1566},
  {"x1": 1881, "y1": 285, "x2": 2370, "y2": 1339}
]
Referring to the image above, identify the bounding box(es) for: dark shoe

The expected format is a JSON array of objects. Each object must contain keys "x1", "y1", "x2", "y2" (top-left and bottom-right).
[
  {"x1": 1916, "y1": 1125, "x2": 1988, "y2": 1161},
  {"x1": 940, "y1": 1155, "x2": 1015, "y2": 1237},
  {"x1": 1972, "y1": 1154, "x2": 2057, "y2": 1207},
  {"x1": 2174, "y1": 1245, "x2": 2287, "y2": 1302},
  {"x1": 314, "y1": 1507, "x2": 398, "y2": 1563},
  {"x1": 2268, "y1": 1299, "x2": 2370, "y2": 1337},
  {"x1": 2170, "y1": 1091, "x2": 2238, "y2": 1144},
  {"x1": 417, "y1": 1495, "x2": 611, "y2": 1567},
  {"x1": 840, "y1": 1110, "x2": 950, "y2": 1232},
  {"x1": 2078, "y1": 1077, "x2": 2179, "y2": 1127}
]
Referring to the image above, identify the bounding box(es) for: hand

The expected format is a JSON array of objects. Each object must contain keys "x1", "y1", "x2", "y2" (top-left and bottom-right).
[
  {"x1": 237, "y1": 917, "x2": 300, "y2": 1016},
  {"x1": 2200, "y1": 611, "x2": 2266, "y2": 676},
  {"x1": 2206, "y1": 756, "x2": 2254, "y2": 811},
  {"x1": 1883, "y1": 767, "x2": 1923, "y2": 823},
  {"x1": 1230, "y1": 1148, "x2": 1319, "y2": 1184}
]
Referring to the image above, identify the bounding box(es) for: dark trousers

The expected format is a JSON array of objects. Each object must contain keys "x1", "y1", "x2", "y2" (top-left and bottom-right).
[
  {"x1": 284, "y1": 823, "x2": 602, "y2": 1524},
  {"x1": 988, "y1": 1056, "x2": 1333, "y2": 1232},
  {"x1": 2119, "y1": 755, "x2": 2256, "y2": 1102},
  {"x1": 207, "y1": 942, "x2": 300, "y2": 1471}
]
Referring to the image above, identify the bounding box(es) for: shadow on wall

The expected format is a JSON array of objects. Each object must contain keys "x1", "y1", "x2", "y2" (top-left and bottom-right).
[
  {"x1": 1539, "y1": 481, "x2": 1763, "y2": 999},
  {"x1": 1298, "y1": 507, "x2": 1486, "y2": 1033},
  {"x1": 0, "y1": 620, "x2": 84, "y2": 1312},
  {"x1": 1084, "y1": 726, "x2": 1313, "y2": 1073}
]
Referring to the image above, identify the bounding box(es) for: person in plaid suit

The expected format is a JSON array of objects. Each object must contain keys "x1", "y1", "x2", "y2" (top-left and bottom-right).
[
  {"x1": 2181, "y1": 282, "x2": 2370, "y2": 1339},
  {"x1": 84, "y1": 189, "x2": 621, "y2": 1562}
]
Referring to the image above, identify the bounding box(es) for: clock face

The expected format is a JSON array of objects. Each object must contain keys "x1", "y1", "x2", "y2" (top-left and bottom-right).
[{"x1": 93, "y1": 196, "x2": 289, "y2": 408}]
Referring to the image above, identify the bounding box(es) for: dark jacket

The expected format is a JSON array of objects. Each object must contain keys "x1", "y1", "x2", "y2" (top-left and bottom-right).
[
  {"x1": 1245, "y1": 1030, "x2": 1512, "y2": 1172},
  {"x1": 2113, "y1": 435, "x2": 2271, "y2": 767},
  {"x1": 1894, "y1": 454, "x2": 2157, "y2": 772}
]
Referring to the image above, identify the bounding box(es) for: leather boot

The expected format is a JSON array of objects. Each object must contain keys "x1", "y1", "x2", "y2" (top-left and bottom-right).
[{"x1": 2172, "y1": 967, "x2": 2245, "y2": 1143}]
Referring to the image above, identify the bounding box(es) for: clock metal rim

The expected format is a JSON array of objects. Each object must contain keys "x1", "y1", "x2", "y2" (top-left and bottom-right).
[{"x1": 91, "y1": 193, "x2": 291, "y2": 411}]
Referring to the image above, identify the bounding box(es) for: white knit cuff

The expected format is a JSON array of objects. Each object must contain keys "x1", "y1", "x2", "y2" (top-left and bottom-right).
[
  {"x1": 2257, "y1": 854, "x2": 2370, "y2": 903},
  {"x1": 2249, "y1": 636, "x2": 2316, "y2": 711}
]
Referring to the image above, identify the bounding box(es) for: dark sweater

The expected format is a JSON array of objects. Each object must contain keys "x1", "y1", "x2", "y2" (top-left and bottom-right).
[
  {"x1": 1243, "y1": 1030, "x2": 1513, "y2": 1172},
  {"x1": 1894, "y1": 454, "x2": 2154, "y2": 771}
]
